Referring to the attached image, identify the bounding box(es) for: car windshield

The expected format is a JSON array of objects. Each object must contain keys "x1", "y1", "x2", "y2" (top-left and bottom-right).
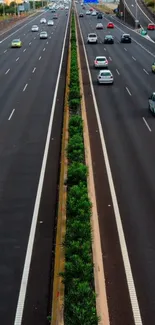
[
  {"x1": 102, "y1": 72, "x2": 111, "y2": 76},
  {"x1": 97, "y1": 58, "x2": 106, "y2": 61},
  {"x1": 89, "y1": 34, "x2": 96, "y2": 37},
  {"x1": 105, "y1": 35, "x2": 112, "y2": 38},
  {"x1": 13, "y1": 39, "x2": 20, "y2": 42}
]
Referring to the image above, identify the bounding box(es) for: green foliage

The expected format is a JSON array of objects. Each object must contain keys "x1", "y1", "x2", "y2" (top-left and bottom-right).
[
  {"x1": 67, "y1": 134, "x2": 84, "y2": 163},
  {"x1": 67, "y1": 162, "x2": 87, "y2": 187},
  {"x1": 69, "y1": 115, "x2": 83, "y2": 137}
]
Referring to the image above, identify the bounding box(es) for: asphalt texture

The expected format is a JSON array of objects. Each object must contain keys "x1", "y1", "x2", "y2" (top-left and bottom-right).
[
  {"x1": 77, "y1": 4, "x2": 155, "y2": 325},
  {"x1": 0, "y1": 7, "x2": 69, "y2": 325}
]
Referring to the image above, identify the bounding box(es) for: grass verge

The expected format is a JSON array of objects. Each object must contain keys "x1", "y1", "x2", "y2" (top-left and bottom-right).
[
  {"x1": 91, "y1": 3, "x2": 116, "y2": 14},
  {"x1": 60, "y1": 12, "x2": 99, "y2": 325}
]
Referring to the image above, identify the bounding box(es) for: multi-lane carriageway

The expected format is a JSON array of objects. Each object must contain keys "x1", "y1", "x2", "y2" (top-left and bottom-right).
[
  {"x1": 76, "y1": 3, "x2": 155, "y2": 325},
  {"x1": 0, "y1": 6, "x2": 70, "y2": 325}
]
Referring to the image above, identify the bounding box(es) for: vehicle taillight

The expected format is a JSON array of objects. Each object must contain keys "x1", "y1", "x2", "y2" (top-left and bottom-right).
[
  {"x1": 105, "y1": 60, "x2": 108, "y2": 64},
  {"x1": 95, "y1": 60, "x2": 98, "y2": 64}
]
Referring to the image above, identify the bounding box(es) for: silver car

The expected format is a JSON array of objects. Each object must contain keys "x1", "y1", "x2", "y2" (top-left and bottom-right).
[
  {"x1": 40, "y1": 18, "x2": 46, "y2": 24},
  {"x1": 94, "y1": 56, "x2": 108, "y2": 68},
  {"x1": 87, "y1": 33, "x2": 98, "y2": 43},
  {"x1": 97, "y1": 70, "x2": 114, "y2": 84},
  {"x1": 47, "y1": 20, "x2": 54, "y2": 26},
  {"x1": 31, "y1": 25, "x2": 39, "y2": 31},
  {"x1": 86, "y1": 10, "x2": 91, "y2": 15},
  {"x1": 92, "y1": 11, "x2": 97, "y2": 16},
  {"x1": 40, "y1": 31, "x2": 48, "y2": 39}
]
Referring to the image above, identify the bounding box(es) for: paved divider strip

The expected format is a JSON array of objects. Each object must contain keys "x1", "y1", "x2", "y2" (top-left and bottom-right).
[
  {"x1": 50, "y1": 32, "x2": 70, "y2": 325},
  {"x1": 75, "y1": 8, "x2": 110, "y2": 325}
]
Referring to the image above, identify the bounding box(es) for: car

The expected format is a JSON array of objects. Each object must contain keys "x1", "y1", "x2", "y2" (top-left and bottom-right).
[
  {"x1": 65, "y1": 6, "x2": 69, "y2": 9},
  {"x1": 86, "y1": 10, "x2": 91, "y2": 15},
  {"x1": 94, "y1": 56, "x2": 108, "y2": 68},
  {"x1": 11, "y1": 39, "x2": 22, "y2": 48},
  {"x1": 120, "y1": 33, "x2": 131, "y2": 43},
  {"x1": 40, "y1": 18, "x2": 46, "y2": 24},
  {"x1": 31, "y1": 25, "x2": 39, "y2": 32},
  {"x1": 48, "y1": 20, "x2": 54, "y2": 26},
  {"x1": 97, "y1": 70, "x2": 114, "y2": 84},
  {"x1": 79, "y1": 12, "x2": 84, "y2": 17},
  {"x1": 152, "y1": 62, "x2": 155, "y2": 73},
  {"x1": 97, "y1": 12, "x2": 103, "y2": 19},
  {"x1": 147, "y1": 23, "x2": 155, "y2": 30},
  {"x1": 107, "y1": 22, "x2": 114, "y2": 28},
  {"x1": 40, "y1": 31, "x2": 48, "y2": 39},
  {"x1": 82, "y1": 5, "x2": 85, "y2": 9},
  {"x1": 92, "y1": 11, "x2": 97, "y2": 16},
  {"x1": 104, "y1": 35, "x2": 114, "y2": 44},
  {"x1": 149, "y1": 92, "x2": 155, "y2": 114},
  {"x1": 96, "y1": 23, "x2": 103, "y2": 29},
  {"x1": 51, "y1": 8, "x2": 56, "y2": 12},
  {"x1": 87, "y1": 33, "x2": 98, "y2": 43},
  {"x1": 89, "y1": 8, "x2": 93, "y2": 11},
  {"x1": 53, "y1": 13, "x2": 58, "y2": 19}
]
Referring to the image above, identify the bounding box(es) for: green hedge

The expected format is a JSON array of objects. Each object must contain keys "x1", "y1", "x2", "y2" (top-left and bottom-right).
[{"x1": 61, "y1": 12, "x2": 98, "y2": 325}]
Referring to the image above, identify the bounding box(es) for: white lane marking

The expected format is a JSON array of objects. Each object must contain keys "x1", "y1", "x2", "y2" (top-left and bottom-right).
[
  {"x1": 0, "y1": 11, "x2": 46, "y2": 44},
  {"x1": 34, "y1": 37, "x2": 36, "y2": 39},
  {"x1": 13, "y1": 10, "x2": 70, "y2": 325},
  {"x1": 143, "y1": 117, "x2": 152, "y2": 132},
  {"x1": 8, "y1": 109, "x2": 15, "y2": 121},
  {"x1": 77, "y1": 12, "x2": 143, "y2": 325},
  {"x1": 116, "y1": 69, "x2": 120, "y2": 75},
  {"x1": 29, "y1": 42, "x2": 31, "y2": 45},
  {"x1": 23, "y1": 83, "x2": 28, "y2": 92},
  {"x1": 46, "y1": 41, "x2": 48, "y2": 44},
  {"x1": 104, "y1": 47, "x2": 106, "y2": 51},
  {"x1": 49, "y1": 36, "x2": 51, "y2": 39},
  {"x1": 143, "y1": 68, "x2": 149, "y2": 75},
  {"x1": 32, "y1": 67, "x2": 36, "y2": 73},
  {"x1": 109, "y1": 56, "x2": 112, "y2": 61},
  {"x1": 132, "y1": 56, "x2": 136, "y2": 61},
  {"x1": 4, "y1": 49, "x2": 7, "y2": 53},
  {"x1": 43, "y1": 47, "x2": 46, "y2": 51},
  {"x1": 39, "y1": 56, "x2": 42, "y2": 60},
  {"x1": 124, "y1": 47, "x2": 127, "y2": 51},
  {"x1": 23, "y1": 48, "x2": 26, "y2": 52},
  {"x1": 126, "y1": 86, "x2": 132, "y2": 96},
  {"x1": 24, "y1": 34, "x2": 25, "y2": 36},
  {"x1": 16, "y1": 57, "x2": 19, "y2": 62},
  {"x1": 5, "y1": 68, "x2": 10, "y2": 74}
]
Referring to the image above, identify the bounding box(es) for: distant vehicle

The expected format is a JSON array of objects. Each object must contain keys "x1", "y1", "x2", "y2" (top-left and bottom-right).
[
  {"x1": 96, "y1": 23, "x2": 103, "y2": 29},
  {"x1": 51, "y1": 8, "x2": 56, "y2": 12},
  {"x1": 89, "y1": 8, "x2": 93, "y2": 11},
  {"x1": 40, "y1": 31, "x2": 48, "y2": 39},
  {"x1": 120, "y1": 33, "x2": 131, "y2": 43},
  {"x1": 31, "y1": 25, "x2": 39, "y2": 32},
  {"x1": 97, "y1": 12, "x2": 103, "y2": 19},
  {"x1": 87, "y1": 33, "x2": 98, "y2": 43},
  {"x1": 107, "y1": 22, "x2": 114, "y2": 28},
  {"x1": 65, "y1": 6, "x2": 69, "y2": 9},
  {"x1": 97, "y1": 70, "x2": 114, "y2": 84},
  {"x1": 152, "y1": 62, "x2": 155, "y2": 73},
  {"x1": 48, "y1": 20, "x2": 54, "y2": 26},
  {"x1": 40, "y1": 18, "x2": 46, "y2": 24},
  {"x1": 79, "y1": 12, "x2": 84, "y2": 17},
  {"x1": 53, "y1": 13, "x2": 58, "y2": 19},
  {"x1": 92, "y1": 11, "x2": 97, "y2": 16},
  {"x1": 11, "y1": 39, "x2": 22, "y2": 48},
  {"x1": 104, "y1": 35, "x2": 114, "y2": 44},
  {"x1": 94, "y1": 56, "x2": 108, "y2": 68},
  {"x1": 147, "y1": 23, "x2": 155, "y2": 30},
  {"x1": 149, "y1": 92, "x2": 155, "y2": 114},
  {"x1": 86, "y1": 10, "x2": 91, "y2": 15},
  {"x1": 82, "y1": 5, "x2": 85, "y2": 9}
]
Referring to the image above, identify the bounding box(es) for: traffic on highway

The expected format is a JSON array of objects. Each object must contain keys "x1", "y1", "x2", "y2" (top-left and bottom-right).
[{"x1": 76, "y1": 1, "x2": 155, "y2": 325}]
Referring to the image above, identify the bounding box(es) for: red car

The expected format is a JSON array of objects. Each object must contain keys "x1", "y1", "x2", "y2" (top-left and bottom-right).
[
  {"x1": 107, "y1": 22, "x2": 114, "y2": 28},
  {"x1": 90, "y1": 8, "x2": 93, "y2": 11},
  {"x1": 147, "y1": 23, "x2": 155, "y2": 30}
]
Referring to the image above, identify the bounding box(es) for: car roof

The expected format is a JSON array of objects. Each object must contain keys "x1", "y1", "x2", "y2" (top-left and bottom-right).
[
  {"x1": 122, "y1": 33, "x2": 130, "y2": 36},
  {"x1": 12, "y1": 39, "x2": 20, "y2": 41},
  {"x1": 88, "y1": 33, "x2": 97, "y2": 36},
  {"x1": 108, "y1": 22, "x2": 113, "y2": 24},
  {"x1": 105, "y1": 34, "x2": 113, "y2": 37},
  {"x1": 96, "y1": 56, "x2": 106, "y2": 59},
  {"x1": 40, "y1": 31, "x2": 47, "y2": 33},
  {"x1": 100, "y1": 70, "x2": 112, "y2": 73}
]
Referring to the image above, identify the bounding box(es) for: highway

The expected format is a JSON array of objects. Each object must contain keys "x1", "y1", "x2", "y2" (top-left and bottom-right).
[
  {"x1": 0, "y1": 6, "x2": 69, "y2": 325},
  {"x1": 77, "y1": 4, "x2": 155, "y2": 325}
]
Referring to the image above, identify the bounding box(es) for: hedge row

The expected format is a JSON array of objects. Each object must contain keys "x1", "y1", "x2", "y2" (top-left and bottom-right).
[{"x1": 61, "y1": 13, "x2": 98, "y2": 325}]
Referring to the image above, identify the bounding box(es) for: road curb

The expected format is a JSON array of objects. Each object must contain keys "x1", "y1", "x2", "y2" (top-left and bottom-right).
[
  {"x1": 50, "y1": 29, "x2": 70, "y2": 325},
  {"x1": 75, "y1": 9, "x2": 110, "y2": 325}
]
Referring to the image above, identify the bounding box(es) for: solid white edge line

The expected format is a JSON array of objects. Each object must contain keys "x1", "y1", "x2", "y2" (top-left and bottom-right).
[
  {"x1": 77, "y1": 10, "x2": 143, "y2": 325},
  {"x1": 8, "y1": 109, "x2": 15, "y2": 121},
  {"x1": 13, "y1": 9, "x2": 70, "y2": 325},
  {"x1": 142, "y1": 117, "x2": 152, "y2": 132}
]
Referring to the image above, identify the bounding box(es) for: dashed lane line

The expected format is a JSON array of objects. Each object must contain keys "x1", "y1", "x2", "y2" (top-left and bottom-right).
[
  {"x1": 5, "y1": 68, "x2": 10, "y2": 75},
  {"x1": 116, "y1": 69, "x2": 120, "y2": 75},
  {"x1": 143, "y1": 117, "x2": 152, "y2": 132},
  {"x1": 23, "y1": 83, "x2": 28, "y2": 92},
  {"x1": 143, "y1": 68, "x2": 149, "y2": 75},
  {"x1": 8, "y1": 109, "x2": 15, "y2": 121},
  {"x1": 124, "y1": 47, "x2": 127, "y2": 51},
  {"x1": 32, "y1": 67, "x2": 36, "y2": 73},
  {"x1": 126, "y1": 86, "x2": 132, "y2": 96},
  {"x1": 29, "y1": 42, "x2": 31, "y2": 45},
  {"x1": 39, "y1": 56, "x2": 42, "y2": 60},
  {"x1": 4, "y1": 49, "x2": 7, "y2": 53},
  {"x1": 16, "y1": 57, "x2": 19, "y2": 62},
  {"x1": 132, "y1": 56, "x2": 136, "y2": 61},
  {"x1": 43, "y1": 48, "x2": 46, "y2": 51},
  {"x1": 23, "y1": 49, "x2": 26, "y2": 52}
]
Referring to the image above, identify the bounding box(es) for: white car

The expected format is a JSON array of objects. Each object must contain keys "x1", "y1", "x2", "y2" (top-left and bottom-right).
[
  {"x1": 31, "y1": 25, "x2": 39, "y2": 32},
  {"x1": 92, "y1": 11, "x2": 97, "y2": 16},
  {"x1": 96, "y1": 23, "x2": 103, "y2": 29},
  {"x1": 48, "y1": 20, "x2": 54, "y2": 26},
  {"x1": 94, "y1": 56, "x2": 108, "y2": 68},
  {"x1": 40, "y1": 18, "x2": 46, "y2": 24},
  {"x1": 97, "y1": 70, "x2": 114, "y2": 84},
  {"x1": 40, "y1": 31, "x2": 48, "y2": 39},
  {"x1": 87, "y1": 33, "x2": 98, "y2": 43},
  {"x1": 86, "y1": 10, "x2": 91, "y2": 15}
]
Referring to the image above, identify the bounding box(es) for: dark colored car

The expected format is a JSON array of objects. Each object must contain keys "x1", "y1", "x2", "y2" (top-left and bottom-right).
[
  {"x1": 104, "y1": 35, "x2": 114, "y2": 44},
  {"x1": 79, "y1": 12, "x2": 84, "y2": 17},
  {"x1": 53, "y1": 14, "x2": 58, "y2": 19},
  {"x1": 120, "y1": 33, "x2": 131, "y2": 43},
  {"x1": 97, "y1": 12, "x2": 103, "y2": 19}
]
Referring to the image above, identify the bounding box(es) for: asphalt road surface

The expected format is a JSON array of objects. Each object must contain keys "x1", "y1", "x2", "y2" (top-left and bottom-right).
[
  {"x1": 0, "y1": 6, "x2": 69, "y2": 325},
  {"x1": 77, "y1": 4, "x2": 155, "y2": 325}
]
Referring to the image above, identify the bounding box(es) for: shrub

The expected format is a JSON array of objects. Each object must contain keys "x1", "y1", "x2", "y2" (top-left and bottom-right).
[
  {"x1": 67, "y1": 183, "x2": 92, "y2": 219},
  {"x1": 67, "y1": 162, "x2": 87, "y2": 186},
  {"x1": 67, "y1": 134, "x2": 84, "y2": 162}
]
